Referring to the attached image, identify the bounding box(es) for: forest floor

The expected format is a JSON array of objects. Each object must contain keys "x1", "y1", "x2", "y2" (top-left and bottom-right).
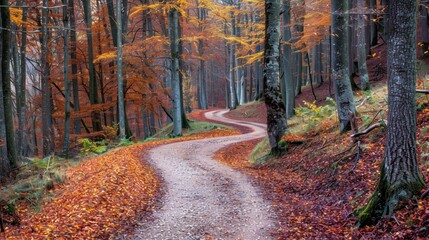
[
  {"x1": 196, "y1": 84, "x2": 429, "y2": 238},
  {"x1": 0, "y1": 127, "x2": 241, "y2": 239}
]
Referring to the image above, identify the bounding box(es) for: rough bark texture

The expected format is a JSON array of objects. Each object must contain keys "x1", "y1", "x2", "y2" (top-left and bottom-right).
[
  {"x1": 169, "y1": 9, "x2": 183, "y2": 136},
  {"x1": 264, "y1": 0, "x2": 287, "y2": 154},
  {"x1": 331, "y1": 0, "x2": 356, "y2": 134},
  {"x1": 358, "y1": 0, "x2": 424, "y2": 226}
]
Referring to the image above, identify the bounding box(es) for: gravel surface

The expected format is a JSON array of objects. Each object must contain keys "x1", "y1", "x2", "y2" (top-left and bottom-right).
[{"x1": 128, "y1": 110, "x2": 275, "y2": 240}]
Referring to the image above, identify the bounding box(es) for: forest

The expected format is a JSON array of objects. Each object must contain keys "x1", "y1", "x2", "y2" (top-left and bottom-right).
[{"x1": 1, "y1": 0, "x2": 429, "y2": 238}]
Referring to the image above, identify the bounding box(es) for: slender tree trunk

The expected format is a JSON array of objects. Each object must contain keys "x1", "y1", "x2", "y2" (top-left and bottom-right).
[
  {"x1": 197, "y1": 1, "x2": 208, "y2": 109},
  {"x1": 117, "y1": 0, "x2": 126, "y2": 139},
  {"x1": 420, "y1": 0, "x2": 428, "y2": 54},
  {"x1": 62, "y1": 0, "x2": 71, "y2": 158},
  {"x1": 17, "y1": 0, "x2": 28, "y2": 157},
  {"x1": 41, "y1": 0, "x2": 54, "y2": 156},
  {"x1": 369, "y1": 0, "x2": 378, "y2": 46},
  {"x1": 82, "y1": 0, "x2": 101, "y2": 132},
  {"x1": 0, "y1": 22, "x2": 10, "y2": 177},
  {"x1": 169, "y1": 8, "x2": 182, "y2": 136},
  {"x1": 357, "y1": 0, "x2": 370, "y2": 90},
  {"x1": 358, "y1": 0, "x2": 424, "y2": 226},
  {"x1": 331, "y1": 0, "x2": 356, "y2": 134},
  {"x1": 1, "y1": 0, "x2": 18, "y2": 165},
  {"x1": 264, "y1": 0, "x2": 287, "y2": 154},
  {"x1": 229, "y1": 41, "x2": 238, "y2": 109},
  {"x1": 69, "y1": 0, "x2": 81, "y2": 134}
]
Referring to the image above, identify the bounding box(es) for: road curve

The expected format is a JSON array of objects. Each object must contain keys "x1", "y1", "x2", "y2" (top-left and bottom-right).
[{"x1": 129, "y1": 110, "x2": 274, "y2": 240}]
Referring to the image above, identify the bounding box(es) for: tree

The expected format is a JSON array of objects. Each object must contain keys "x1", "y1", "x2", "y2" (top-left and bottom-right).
[
  {"x1": 357, "y1": 0, "x2": 424, "y2": 226},
  {"x1": 1, "y1": 0, "x2": 18, "y2": 166},
  {"x1": 331, "y1": 0, "x2": 356, "y2": 134},
  {"x1": 62, "y1": 0, "x2": 71, "y2": 158},
  {"x1": 357, "y1": 0, "x2": 369, "y2": 90},
  {"x1": 16, "y1": 0, "x2": 28, "y2": 157},
  {"x1": 41, "y1": 0, "x2": 54, "y2": 156},
  {"x1": 69, "y1": 0, "x2": 81, "y2": 134},
  {"x1": 82, "y1": 0, "x2": 102, "y2": 132},
  {"x1": 281, "y1": 0, "x2": 294, "y2": 119},
  {"x1": 264, "y1": 0, "x2": 287, "y2": 154},
  {"x1": 117, "y1": 0, "x2": 126, "y2": 139},
  {"x1": 169, "y1": 7, "x2": 183, "y2": 136}
]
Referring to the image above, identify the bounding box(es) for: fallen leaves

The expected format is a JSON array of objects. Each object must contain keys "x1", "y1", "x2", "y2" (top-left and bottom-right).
[
  {"x1": 1, "y1": 128, "x2": 239, "y2": 239},
  {"x1": 212, "y1": 104, "x2": 429, "y2": 239}
]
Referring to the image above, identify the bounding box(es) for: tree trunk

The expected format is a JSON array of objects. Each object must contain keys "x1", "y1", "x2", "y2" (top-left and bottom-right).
[
  {"x1": 331, "y1": 0, "x2": 356, "y2": 134},
  {"x1": 420, "y1": 0, "x2": 428, "y2": 54},
  {"x1": 0, "y1": 23, "x2": 10, "y2": 177},
  {"x1": 117, "y1": 0, "x2": 126, "y2": 139},
  {"x1": 357, "y1": 0, "x2": 370, "y2": 90},
  {"x1": 69, "y1": 0, "x2": 81, "y2": 134},
  {"x1": 62, "y1": 0, "x2": 71, "y2": 158},
  {"x1": 264, "y1": 0, "x2": 287, "y2": 154},
  {"x1": 369, "y1": 0, "x2": 378, "y2": 46},
  {"x1": 16, "y1": 0, "x2": 28, "y2": 157},
  {"x1": 82, "y1": 0, "x2": 101, "y2": 132},
  {"x1": 41, "y1": 0, "x2": 54, "y2": 156},
  {"x1": 197, "y1": 1, "x2": 208, "y2": 109},
  {"x1": 169, "y1": 8, "x2": 183, "y2": 136},
  {"x1": 358, "y1": 0, "x2": 424, "y2": 226}
]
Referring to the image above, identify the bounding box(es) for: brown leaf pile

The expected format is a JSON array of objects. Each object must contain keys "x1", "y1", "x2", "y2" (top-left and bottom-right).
[{"x1": 1, "y1": 128, "x2": 239, "y2": 239}]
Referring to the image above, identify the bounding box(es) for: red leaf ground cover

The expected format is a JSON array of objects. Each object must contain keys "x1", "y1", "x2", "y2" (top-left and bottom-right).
[
  {"x1": 1, "y1": 128, "x2": 239, "y2": 239},
  {"x1": 212, "y1": 103, "x2": 429, "y2": 239}
]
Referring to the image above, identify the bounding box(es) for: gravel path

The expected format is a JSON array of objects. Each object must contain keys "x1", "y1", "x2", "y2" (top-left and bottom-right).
[{"x1": 129, "y1": 110, "x2": 274, "y2": 240}]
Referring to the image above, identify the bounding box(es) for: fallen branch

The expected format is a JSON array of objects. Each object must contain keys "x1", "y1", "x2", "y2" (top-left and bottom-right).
[
  {"x1": 417, "y1": 89, "x2": 429, "y2": 94},
  {"x1": 350, "y1": 141, "x2": 361, "y2": 173},
  {"x1": 351, "y1": 120, "x2": 386, "y2": 138}
]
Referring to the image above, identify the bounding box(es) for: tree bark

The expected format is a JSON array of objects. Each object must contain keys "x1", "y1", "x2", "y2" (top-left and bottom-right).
[
  {"x1": 1, "y1": 0, "x2": 18, "y2": 166},
  {"x1": 357, "y1": 0, "x2": 370, "y2": 90},
  {"x1": 41, "y1": 0, "x2": 54, "y2": 156},
  {"x1": 62, "y1": 0, "x2": 71, "y2": 158},
  {"x1": 0, "y1": 19, "x2": 10, "y2": 177},
  {"x1": 281, "y1": 0, "x2": 294, "y2": 119},
  {"x1": 358, "y1": 0, "x2": 424, "y2": 226},
  {"x1": 82, "y1": 0, "x2": 101, "y2": 132},
  {"x1": 264, "y1": 0, "x2": 287, "y2": 154},
  {"x1": 117, "y1": 0, "x2": 126, "y2": 139},
  {"x1": 331, "y1": 0, "x2": 356, "y2": 134},
  {"x1": 169, "y1": 8, "x2": 183, "y2": 136},
  {"x1": 69, "y1": 0, "x2": 81, "y2": 134}
]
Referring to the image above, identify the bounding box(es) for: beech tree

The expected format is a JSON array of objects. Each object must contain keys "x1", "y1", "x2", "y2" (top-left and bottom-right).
[
  {"x1": 169, "y1": 7, "x2": 183, "y2": 136},
  {"x1": 358, "y1": 0, "x2": 424, "y2": 226},
  {"x1": 264, "y1": 0, "x2": 287, "y2": 154},
  {"x1": 331, "y1": 0, "x2": 356, "y2": 134}
]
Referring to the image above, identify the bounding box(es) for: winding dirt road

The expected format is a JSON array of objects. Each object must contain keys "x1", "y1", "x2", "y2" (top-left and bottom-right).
[{"x1": 130, "y1": 110, "x2": 274, "y2": 239}]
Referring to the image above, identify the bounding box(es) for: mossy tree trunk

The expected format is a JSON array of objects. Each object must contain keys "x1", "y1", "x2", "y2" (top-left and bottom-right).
[
  {"x1": 264, "y1": 0, "x2": 287, "y2": 154},
  {"x1": 358, "y1": 0, "x2": 425, "y2": 226}
]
